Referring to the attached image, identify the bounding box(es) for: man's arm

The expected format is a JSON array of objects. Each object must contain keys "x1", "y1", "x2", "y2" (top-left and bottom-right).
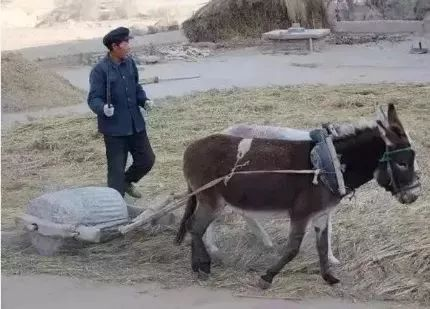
[{"x1": 87, "y1": 66, "x2": 106, "y2": 116}]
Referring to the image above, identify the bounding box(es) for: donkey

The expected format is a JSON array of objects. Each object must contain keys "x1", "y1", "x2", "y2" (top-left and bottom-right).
[
  {"x1": 203, "y1": 124, "x2": 341, "y2": 265},
  {"x1": 176, "y1": 104, "x2": 421, "y2": 288},
  {"x1": 206, "y1": 122, "x2": 419, "y2": 265}
]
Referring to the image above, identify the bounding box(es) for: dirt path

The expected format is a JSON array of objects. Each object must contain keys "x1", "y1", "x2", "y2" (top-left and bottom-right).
[
  {"x1": 3, "y1": 37, "x2": 430, "y2": 130},
  {"x1": 59, "y1": 38, "x2": 430, "y2": 96},
  {"x1": 2, "y1": 275, "x2": 410, "y2": 309}
]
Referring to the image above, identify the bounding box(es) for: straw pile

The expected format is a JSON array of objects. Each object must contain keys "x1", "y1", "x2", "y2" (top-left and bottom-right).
[
  {"x1": 2, "y1": 84, "x2": 429, "y2": 305},
  {"x1": 1, "y1": 52, "x2": 85, "y2": 112},
  {"x1": 182, "y1": 0, "x2": 329, "y2": 42}
]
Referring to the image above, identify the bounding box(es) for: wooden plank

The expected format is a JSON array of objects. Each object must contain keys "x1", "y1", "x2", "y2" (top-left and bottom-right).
[
  {"x1": 119, "y1": 194, "x2": 186, "y2": 234},
  {"x1": 262, "y1": 29, "x2": 330, "y2": 40}
]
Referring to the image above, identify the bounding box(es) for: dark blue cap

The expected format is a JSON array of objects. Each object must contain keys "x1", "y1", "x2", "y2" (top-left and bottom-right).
[{"x1": 103, "y1": 27, "x2": 133, "y2": 48}]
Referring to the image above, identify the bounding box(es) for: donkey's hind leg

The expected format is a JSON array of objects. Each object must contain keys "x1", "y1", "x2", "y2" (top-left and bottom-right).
[
  {"x1": 327, "y1": 212, "x2": 340, "y2": 265},
  {"x1": 205, "y1": 209, "x2": 274, "y2": 254},
  {"x1": 259, "y1": 217, "x2": 309, "y2": 289},
  {"x1": 189, "y1": 195, "x2": 222, "y2": 279},
  {"x1": 242, "y1": 213, "x2": 273, "y2": 248},
  {"x1": 204, "y1": 220, "x2": 220, "y2": 256}
]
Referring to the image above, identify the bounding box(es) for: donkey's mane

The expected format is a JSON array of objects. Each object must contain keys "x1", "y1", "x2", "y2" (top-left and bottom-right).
[{"x1": 330, "y1": 119, "x2": 377, "y2": 141}]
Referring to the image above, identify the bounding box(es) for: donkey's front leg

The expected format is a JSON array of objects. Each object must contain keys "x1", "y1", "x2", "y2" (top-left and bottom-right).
[
  {"x1": 313, "y1": 210, "x2": 340, "y2": 285},
  {"x1": 258, "y1": 218, "x2": 308, "y2": 289}
]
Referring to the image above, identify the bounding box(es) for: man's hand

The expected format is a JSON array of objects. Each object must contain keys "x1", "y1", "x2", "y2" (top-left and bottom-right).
[
  {"x1": 144, "y1": 99, "x2": 154, "y2": 111},
  {"x1": 103, "y1": 104, "x2": 114, "y2": 117}
]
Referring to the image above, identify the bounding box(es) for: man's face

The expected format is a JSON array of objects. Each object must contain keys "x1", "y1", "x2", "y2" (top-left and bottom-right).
[{"x1": 112, "y1": 40, "x2": 131, "y2": 59}]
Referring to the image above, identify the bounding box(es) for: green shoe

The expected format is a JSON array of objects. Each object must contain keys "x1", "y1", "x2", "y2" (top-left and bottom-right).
[{"x1": 125, "y1": 182, "x2": 142, "y2": 199}]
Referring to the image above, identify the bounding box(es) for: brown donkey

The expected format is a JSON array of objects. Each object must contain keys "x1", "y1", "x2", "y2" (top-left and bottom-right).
[
  {"x1": 203, "y1": 124, "x2": 340, "y2": 265},
  {"x1": 176, "y1": 104, "x2": 421, "y2": 288}
]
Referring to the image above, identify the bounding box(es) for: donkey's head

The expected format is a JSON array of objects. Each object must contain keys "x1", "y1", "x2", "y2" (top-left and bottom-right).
[{"x1": 374, "y1": 104, "x2": 421, "y2": 204}]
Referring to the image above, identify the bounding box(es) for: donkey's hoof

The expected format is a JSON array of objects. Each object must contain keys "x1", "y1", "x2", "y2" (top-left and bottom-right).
[
  {"x1": 258, "y1": 277, "x2": 272, "y2": 290},
  {"x1": 323, "y1": 273, "x2": 340, "y2": 285}
]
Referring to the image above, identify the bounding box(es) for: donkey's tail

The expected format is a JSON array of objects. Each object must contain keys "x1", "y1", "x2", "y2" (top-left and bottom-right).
[{"x1": 175, "y1": 185, "x2": 196, "y2": 245}]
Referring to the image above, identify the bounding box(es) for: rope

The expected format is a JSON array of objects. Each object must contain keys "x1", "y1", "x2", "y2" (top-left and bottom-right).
[
  {"x1": 179, "y1": 168, "x2": 322, "y2": 206},
  {"x1": 120, "y1": 168, "x2": 323, "y2": 234}
]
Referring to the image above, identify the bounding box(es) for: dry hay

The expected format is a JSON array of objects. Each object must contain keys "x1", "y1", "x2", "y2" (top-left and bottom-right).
[
  {"x1": 1, "y1": 52, "x2": 85, "y2": 113},
  {"x1": 182, "y1": 0, "x2": 329, "y2": 42},
  {"x1": 2, "y1": 84, "x2": 430, "y2": 306}
]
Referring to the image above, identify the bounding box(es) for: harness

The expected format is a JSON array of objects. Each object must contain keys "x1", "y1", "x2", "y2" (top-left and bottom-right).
[
  {"x1": 379, "y1": 147, "x2": 419, "y2": 194},
  {"x1": 309, "y1": 128, "x2": 347, "y2": 197}
]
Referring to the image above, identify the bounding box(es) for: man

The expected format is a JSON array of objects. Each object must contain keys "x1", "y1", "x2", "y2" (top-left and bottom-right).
[{"x1": 88, "y1": 27, "x2": 155, "y2": 198}]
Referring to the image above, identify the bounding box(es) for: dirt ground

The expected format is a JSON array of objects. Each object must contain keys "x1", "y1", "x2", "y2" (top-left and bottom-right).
[
  {"x1": 58, "y1": 37, "x2": 430, "y2": 97},
  {"x1": 2, "y1": 275, "x2": 419, "y2": 309}
]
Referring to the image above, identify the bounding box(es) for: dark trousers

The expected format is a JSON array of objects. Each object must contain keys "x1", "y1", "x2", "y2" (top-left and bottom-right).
[{"x1": 103, "y1": 130, "x2": 155, "y2": 196}]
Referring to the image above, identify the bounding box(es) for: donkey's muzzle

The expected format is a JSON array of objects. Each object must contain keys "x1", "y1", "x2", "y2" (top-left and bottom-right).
[{"x1": 396, "y1": 182, "x2": 421, "y2": 204}]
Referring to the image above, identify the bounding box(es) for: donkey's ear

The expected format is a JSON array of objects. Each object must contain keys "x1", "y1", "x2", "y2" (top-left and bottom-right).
[
  {"x1": 387, "y1": 103, "x2": 407, "y2": 138},
  {"x1": 387, "y1": 103, "x2": 403, "y2": 127},
  {"x1": 376, "y1": 120, "x2": 395, "y2": 146},
  {"x1": 376, "y1": 105, "x2": 388, "y2": 125}
]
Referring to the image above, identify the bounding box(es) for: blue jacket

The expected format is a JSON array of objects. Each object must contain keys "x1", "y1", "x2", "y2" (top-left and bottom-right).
[{"x1": 87, "y1": 54, "x2": 149, "y2": 136}]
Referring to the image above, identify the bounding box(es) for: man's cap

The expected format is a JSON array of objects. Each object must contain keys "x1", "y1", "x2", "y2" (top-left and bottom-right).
[{"x1": 103, "y1": 27, "x2": 133, "y2": 48}]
